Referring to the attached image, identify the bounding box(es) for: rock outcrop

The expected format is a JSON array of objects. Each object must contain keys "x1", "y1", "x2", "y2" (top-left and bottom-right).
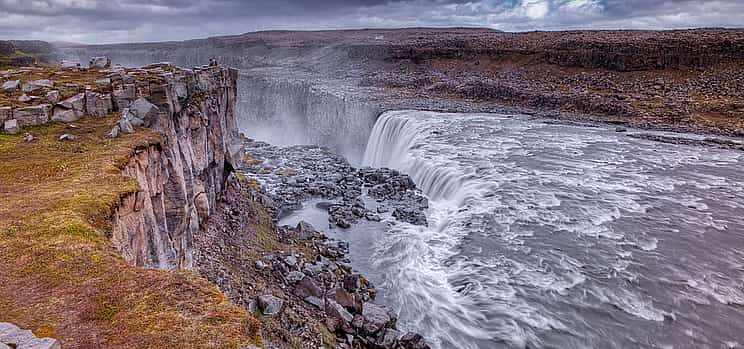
[{"x1": 112, "y1": 65, "x2": 240, "y2": 270}]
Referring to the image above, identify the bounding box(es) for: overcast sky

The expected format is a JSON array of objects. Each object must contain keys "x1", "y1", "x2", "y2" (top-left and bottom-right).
[{"x1": 0, "y1": 0, "x2": 742, "y2": 44}]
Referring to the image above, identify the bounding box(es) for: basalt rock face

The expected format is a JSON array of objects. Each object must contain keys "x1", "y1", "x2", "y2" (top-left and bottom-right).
[{"x1": 112, "y1": 66, "x2": 240, "y2": 270}]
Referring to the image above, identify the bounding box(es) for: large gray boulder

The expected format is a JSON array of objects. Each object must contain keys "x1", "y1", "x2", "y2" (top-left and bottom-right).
[
  {"x1": 325, "y1": 299, "x2": 354, "y2": 334},
  {"x1": 2, "y1": 80, "x2": 19, "y2": 92},
  {"x1": 361, "y1": 302, "x2": 396, "y2": 335},
  {"x1": 129, "y1": 97, "x2": 159, "y2": 126},
  {"x1": 85, "y1": 91, "x2": 113, "y2": 117},
  {"x1": 52, "y1": 93, "x2": 85, "y2": 122},
  {"x1": 21, "y1": 79, "x2": 53, "y2": 93},
  {"x1": 14, "y1": 104, "x2": 51, "y2": 127},
  {"x1": 112, "y1": 83, "x2": 136, "y2": 109},
  {"x1": 0, "y1": 322, "x2": 60, "y2": 349},
  {"x1": 45, "y1": 90, "x2": 60, "y2": 104},
  {"x1": 3, "y1": 119, "x2": 18, "y2": 134}
]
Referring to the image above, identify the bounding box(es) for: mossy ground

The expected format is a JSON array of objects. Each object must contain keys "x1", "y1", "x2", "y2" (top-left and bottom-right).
[{"x1": 0, "y1": 116, "x2": 259, "y2": 348}]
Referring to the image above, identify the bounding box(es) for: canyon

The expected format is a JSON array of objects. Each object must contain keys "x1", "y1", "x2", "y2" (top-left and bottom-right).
[{"x1": 1, "y1": 27, "x2": 743, "y2": 349}]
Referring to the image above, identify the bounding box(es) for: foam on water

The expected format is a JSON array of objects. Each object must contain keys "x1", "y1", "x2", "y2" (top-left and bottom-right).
[{"x1": 362, "y1": 110, "x2": 744, "y2": 349}]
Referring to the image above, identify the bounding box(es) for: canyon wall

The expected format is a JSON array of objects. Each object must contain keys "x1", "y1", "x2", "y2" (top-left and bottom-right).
[{"x1": 111, "y1": 66, "x2": 241, "y2": 270}]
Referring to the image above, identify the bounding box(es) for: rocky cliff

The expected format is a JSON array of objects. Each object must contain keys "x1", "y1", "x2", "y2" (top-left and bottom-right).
[{"x1": 111, "y1": 65, "x2": 240, "y2": 269}]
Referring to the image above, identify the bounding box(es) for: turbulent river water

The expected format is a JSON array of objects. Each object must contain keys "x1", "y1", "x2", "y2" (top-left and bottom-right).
[{"x1": 357, "y1": 110, "x2": 744, "y2": 349}]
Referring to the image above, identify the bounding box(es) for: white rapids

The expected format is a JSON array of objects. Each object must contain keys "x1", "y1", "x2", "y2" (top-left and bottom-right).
[{"x1": 361, "y1": 110, "x2": 744, "y2": 349}]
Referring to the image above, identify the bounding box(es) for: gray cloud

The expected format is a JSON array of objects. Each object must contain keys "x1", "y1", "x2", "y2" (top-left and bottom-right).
[{"x1": 0, "y1": 0, "x2": 741, "y2": 44}]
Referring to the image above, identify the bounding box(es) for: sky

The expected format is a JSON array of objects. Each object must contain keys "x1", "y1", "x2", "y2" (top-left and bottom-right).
[{"x1": 0, "y1": 0, "x2": 742, "y2": 44}]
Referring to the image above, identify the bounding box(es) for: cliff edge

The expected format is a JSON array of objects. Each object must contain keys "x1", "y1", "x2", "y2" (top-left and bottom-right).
[{"x1": 0, "y1": 62, "x2": 259, "y2": 348}]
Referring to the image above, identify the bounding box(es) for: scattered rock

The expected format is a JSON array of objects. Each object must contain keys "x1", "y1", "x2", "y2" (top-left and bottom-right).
[
  {"x1": 17, "y1": 94, "x2": 32, "y2": 103},
  {"x1": 108, "y1": 125, "x2": 120, "y2": 139},
  {"x1": 615, "y1": 126, "x2": 628, "y2": 133},
  {"x1": 2, "y1": 80, "x2": 19, "y2": 92},
  {"x1": 286, "y1": 271, "x2": 306, "y2": 284},
  {"x1": 119, "y1": 118, "x2": 135, "y2": 134},
  {"x1": 58, "y1": 134, "x2": 75, "y2": 141},
  {"x1": 23, "y1": 133, "x2": 33, "y2": 142},
  {"x1": 257, "y1": 295, "x2": 283, "y2": 316}
]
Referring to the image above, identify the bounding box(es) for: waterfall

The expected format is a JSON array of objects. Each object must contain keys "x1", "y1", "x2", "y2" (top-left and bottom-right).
[
  {"x1": 238, "y1": 75, "x2": 380, "y2": 164},
  {"x1": 363, "y1": 110, "x2": 486, "y2": 205}
]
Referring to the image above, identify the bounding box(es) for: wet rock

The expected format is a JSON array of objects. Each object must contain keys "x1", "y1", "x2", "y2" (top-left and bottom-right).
[
  {"x1": 361, "y1": 302, "x2": 395, "y2": 335},
  {"x1": 257, "y1": 295, "x2": 283, "y2": 316},
  {"x1": 399, "y1": 332, "x2": 431, "y2": 349},
  {"x1": 327, "y1": 287, "x2": 357, "y2": 312},
  {"x1": 326, "y1": 299, "x2": 354, "y2": 333}
]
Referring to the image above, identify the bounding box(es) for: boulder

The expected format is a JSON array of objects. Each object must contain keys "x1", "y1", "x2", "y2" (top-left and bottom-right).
[
  {"x1": 3, "y1": 119, "x2": 18, "y2": 134},
  {"x1": 256, "y1": 295, "x2": 283, "y2": 316},
  {"x1": 13, "y1": 104, "x2": 51, "y2": 127},
  {"x1": 89, "y1": 56, "x2": 111, "y2": 68},
  {"x1": 399, "y1": 333, "x2": 431, "y2": 349},
  {"x1": 17, "y1": 94, "x2": 32, "y2": 103},
  {"x1": 108, "y1": 125, "x2": 120, "y2": 139},
  {"x1": 0, "y1": 322, "x2": 60, "y2": 349},
  {"x1": 58, "y1": 93, "x2": 85, "y2": 110},
  {"x1": 285, "y1": 271, "x2": 306, "y2": 284},
  {"x1": 85, "y1": 92, "x2": 113, "y2": 117},
  {"x1": 119, "y1": 118, "x2": 135, "y2": 134},
  {"x1": 129, "y1": 97, "x2": 159, "y2": 126},
  {"x1": 2, "y1": 80, "x2": 19, "y2": 92},
  {"x1": 361, "y1": 302, "x2": 395, "y2": 335},
  {"x1": 325, "y1": 299, "x2": 354, "y2": 333},
  {"x1": 0, "y1": 107, "x2": 11, "y2": 123},
  {"x1": 23, "y1": 132, "x2": 34, "y2": 142},
  {"x1": 304, "y1": 296, "x2": 325, "y2": 310},
  {"x1": 327, "y1": 287, "x2": 356, "y2": 312},
  {"x1": 112, "y1": 83, "x2": 136, "y2": 109},
  {"x1": 45, "y1": 90, "x2": 60, "y2": 104},
  {"x1": 22, "y1": 79, "x2": 53, "y2": 93},
  {"x1": 294, "y1": 276, "x2": 323, "y2": 299}
]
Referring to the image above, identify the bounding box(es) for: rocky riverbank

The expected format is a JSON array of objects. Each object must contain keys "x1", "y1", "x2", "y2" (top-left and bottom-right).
[{"x1": 207, "y1": 138, "x2": 432, "y2": 348}]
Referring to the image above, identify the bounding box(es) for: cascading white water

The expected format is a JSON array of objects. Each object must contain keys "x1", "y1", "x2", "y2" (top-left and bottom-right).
[{"x1": 361, "y1": 110, "x2": 744, "y2": 349}]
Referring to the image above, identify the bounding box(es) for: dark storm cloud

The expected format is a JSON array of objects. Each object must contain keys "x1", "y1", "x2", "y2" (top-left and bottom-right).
[{"x1": 0, "y1": 0, "x2": 741, "y2": 43}]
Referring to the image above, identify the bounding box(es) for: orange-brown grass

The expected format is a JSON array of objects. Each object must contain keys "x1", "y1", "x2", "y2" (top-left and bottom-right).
[{"x1": 0, "y1": 117, "x2": 260, "y2": 348}]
